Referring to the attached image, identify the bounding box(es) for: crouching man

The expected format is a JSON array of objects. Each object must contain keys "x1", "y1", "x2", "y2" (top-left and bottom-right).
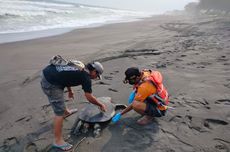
[{"x1": 112, "y1": 67, "x2": 169, "y2": 125}]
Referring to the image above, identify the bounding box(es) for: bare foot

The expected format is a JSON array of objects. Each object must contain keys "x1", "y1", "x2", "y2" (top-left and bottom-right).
[{"x1": 137, "y1": 115, "x2": 153, "y2": 125}]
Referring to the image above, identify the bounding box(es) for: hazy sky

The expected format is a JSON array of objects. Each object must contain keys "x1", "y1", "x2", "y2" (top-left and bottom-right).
[{"x1": 61, "y1": 0, "x2": 199, "y2": 13}]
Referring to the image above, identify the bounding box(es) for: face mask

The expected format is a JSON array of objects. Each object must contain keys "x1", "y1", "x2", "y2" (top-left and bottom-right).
[{"x1": 128, "y1": 78, "x2": 136, "y2": 85}]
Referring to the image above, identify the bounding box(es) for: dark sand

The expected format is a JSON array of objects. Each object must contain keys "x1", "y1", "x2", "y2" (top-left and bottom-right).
[{"x1": 0, "y1": 14, "x2": 229, "y2": 152}]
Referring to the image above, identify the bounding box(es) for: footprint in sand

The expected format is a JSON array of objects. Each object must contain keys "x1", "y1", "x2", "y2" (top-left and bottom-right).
[
  {"x1": 217, "y1": 55, "x2": 228, "y2": 62},
  {"x1": 2, "y1": 137, "x2": 18, "y2": 151},
  {"x1": 15, "y1": 115, "x2": 32, "y2": 123},
  {"x1": 196, "y1": 66, "x2": 205, "y2": 69},
  {"x1": 184, "y1": 115, "x2": 229, "y2": 132},
  {"x1": 200, "y1": 61, "x2": 212, "y2": 66},
  {"x1": 95, "y1": 81, "x2": 110, "y2": 85},
  {"x1": 215, "y1": 99, "x2": 230, "y2": 105},
  {"x1": 223, "y1": 81, "x2": 230, "y2": 89},
  {"x1": 168, "y1": 115, "x2": 183, "y2": 123},
  {"x1": 110, "y1": 70, "x2": 119, "y2": 75},
  {"x1": 186, "y1": 62, "x2": 196, "y2": 66},
  {"x1": 108, "y1": 88, "x2": 118, "y2": 92},
  {"x1": 23, "y1": 142, "x2": 38, "y2": 152},
  {"x1": 214, "y1": 138, "x2": 230, "y2": 152},
  {"x1": 203, "y1": 118, "x2": 228, "y2": 129},
  {"x1": 215, "y1": 143, "x2": 229, "y2": 152},
  {"x1": 185, "y1": 115, "x2": 209, "y2": 133},
  {"x1": 156, "y1": 62, "x2": 167, "y2": 69},
  {"x1": 103, "y1": 76, "x2": 113, "y2": 80}
]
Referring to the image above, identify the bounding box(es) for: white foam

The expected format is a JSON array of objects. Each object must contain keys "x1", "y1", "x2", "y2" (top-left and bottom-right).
[
  {"x1": 0, "y1": 0, "x2": 154, "y2": 41},
  {"x1": 0, "y1": 0, "x2": 75, "y2": 17}
]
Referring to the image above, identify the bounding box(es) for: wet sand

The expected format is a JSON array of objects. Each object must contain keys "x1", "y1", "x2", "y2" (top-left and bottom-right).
[{"x1": 0, "y1": 14, "x2": 229, "y2": 152}]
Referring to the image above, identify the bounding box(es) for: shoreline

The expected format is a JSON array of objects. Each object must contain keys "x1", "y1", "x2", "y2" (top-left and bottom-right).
[
  {"x1": 0, "y1": 28, "x2": 74, "y2": 44},
  {"x1": 0, "y1": 14, "x2": 154, "y2": 44}
]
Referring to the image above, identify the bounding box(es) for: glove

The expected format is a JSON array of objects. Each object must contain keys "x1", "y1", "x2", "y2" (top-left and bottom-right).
[
  {"x1": 112, "y1": 112, "x2": 122, "y2": 123},
  {"x1": 128, "y1": 90, "x2": 135, "y2": 104}
]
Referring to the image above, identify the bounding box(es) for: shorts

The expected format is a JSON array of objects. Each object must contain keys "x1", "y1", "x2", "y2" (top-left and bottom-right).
[
  {"x1": 40, "y1": 73, "x2": 66, "y2": 116},
  {"x1": 144, "y1": 97, "x2": 166, "y2": 117}
]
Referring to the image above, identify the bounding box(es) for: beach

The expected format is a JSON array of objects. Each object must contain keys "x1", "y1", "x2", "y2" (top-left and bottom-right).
[{"x1": 0, "y1": 14, "x2": 230, "y2": 152}]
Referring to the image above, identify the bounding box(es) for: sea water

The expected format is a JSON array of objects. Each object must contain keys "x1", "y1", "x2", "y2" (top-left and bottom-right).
[{"x1": 0, "y1": 0, "x2": 153, "y2": 43}]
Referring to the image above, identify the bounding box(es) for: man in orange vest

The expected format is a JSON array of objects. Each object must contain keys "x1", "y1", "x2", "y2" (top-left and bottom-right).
[{"x1": 112, "y1": 67, "x2": 169, "y2": 125}]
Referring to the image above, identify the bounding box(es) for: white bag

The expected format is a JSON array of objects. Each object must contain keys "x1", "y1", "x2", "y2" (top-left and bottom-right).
[{"x1": 49, "y1": 55, "x2": 85, "y2": 70}]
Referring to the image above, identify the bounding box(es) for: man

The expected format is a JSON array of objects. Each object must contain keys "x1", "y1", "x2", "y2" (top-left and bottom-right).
[
  {"x1": 40, "y1": 60, "x2": 106, "y2": 151},
  {"x1": 112, "y1": 67, "x2": 169, "y2": 125}
]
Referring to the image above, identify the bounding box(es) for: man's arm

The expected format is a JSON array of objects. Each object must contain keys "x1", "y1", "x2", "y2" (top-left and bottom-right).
[
  {"x1": 85, "y1": 92, "x2": 106, "y2": 112},
  {"x1": 121, "y1": 104, "x2": 133, "y2": 115}
]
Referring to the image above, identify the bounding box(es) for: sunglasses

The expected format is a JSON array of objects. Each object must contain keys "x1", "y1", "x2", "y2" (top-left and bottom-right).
[{"x1": 123, "y1": 76, "x2": 137, "y2": 84}]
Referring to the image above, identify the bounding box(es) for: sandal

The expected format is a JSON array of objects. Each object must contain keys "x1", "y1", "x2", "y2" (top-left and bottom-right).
[{"x1": 52, "y1": 142, "x2": 73, "y2": 151}]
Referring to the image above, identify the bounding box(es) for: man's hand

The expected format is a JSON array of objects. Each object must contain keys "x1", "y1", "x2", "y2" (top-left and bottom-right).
[
  {"x1": 85, "y1": 93, "x2": 107, "y2": 112},
  {"x1": 99, "y1": 103, "x2": 107, "y2": 112}
]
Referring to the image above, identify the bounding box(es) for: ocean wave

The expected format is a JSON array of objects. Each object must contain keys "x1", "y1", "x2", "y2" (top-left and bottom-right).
[
  {"x1": 0, "y1": 10, "x2": 46, "y2": 17},
  {"x1": 0, "y1": 0, "x2": 152, "y2": 34},
  {"x1": 0, "y1": 0, "x2": 75, "y2": 17},
  {"x1": 0, "y1": 0, "x2": 75, "y2": 8}
]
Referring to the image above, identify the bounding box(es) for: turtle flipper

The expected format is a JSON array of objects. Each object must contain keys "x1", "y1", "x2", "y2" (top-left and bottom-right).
[
  {"x1": 93, "y1": 123, "x2": 101, "y2": 138},
  {"x1": 71, "y1": 118, "x2": 83, "y2": 135}
]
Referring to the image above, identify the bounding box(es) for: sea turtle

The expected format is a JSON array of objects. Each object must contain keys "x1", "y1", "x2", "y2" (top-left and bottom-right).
[{"x1": 71, "y1": 97, "x2": 126, "y2": 137}]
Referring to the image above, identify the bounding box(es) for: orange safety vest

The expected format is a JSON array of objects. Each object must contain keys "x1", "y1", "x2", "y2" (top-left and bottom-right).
[{"x1": 135, "y1": 70, "x2": 169, "y2": 111}]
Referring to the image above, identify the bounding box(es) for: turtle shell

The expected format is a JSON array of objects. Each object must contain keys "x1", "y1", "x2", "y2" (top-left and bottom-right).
[{"x1": 78, "y1": 97, "x2": 116, "y2": 123}]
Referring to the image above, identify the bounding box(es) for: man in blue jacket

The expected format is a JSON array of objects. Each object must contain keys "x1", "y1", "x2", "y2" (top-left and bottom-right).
[{"x1": 41, "y1": 61, "x2": 106, "y2": 151}]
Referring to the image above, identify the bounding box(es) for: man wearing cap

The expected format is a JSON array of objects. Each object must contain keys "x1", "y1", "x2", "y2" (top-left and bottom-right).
[
  {"x1": 112, "y1": 67, "x2": 169, "y2": 125},
  {"x1": 40, "y1": 61, "x2": 106, "y2": 151}
]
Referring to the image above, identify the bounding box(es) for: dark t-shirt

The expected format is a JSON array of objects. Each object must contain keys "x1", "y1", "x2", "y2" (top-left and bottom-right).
[{"x1": 43, "y1": 65, "x2": 92, "y2": 93}]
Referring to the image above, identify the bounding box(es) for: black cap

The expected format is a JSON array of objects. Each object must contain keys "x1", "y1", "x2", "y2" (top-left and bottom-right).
[{"x1": 125, "y1": 67, "x2": 141, "y2": 80}]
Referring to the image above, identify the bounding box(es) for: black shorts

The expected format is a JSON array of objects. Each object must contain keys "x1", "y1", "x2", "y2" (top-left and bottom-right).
[{"x1": 144, "y1": 98, "x2": 166, "y2": 117}]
